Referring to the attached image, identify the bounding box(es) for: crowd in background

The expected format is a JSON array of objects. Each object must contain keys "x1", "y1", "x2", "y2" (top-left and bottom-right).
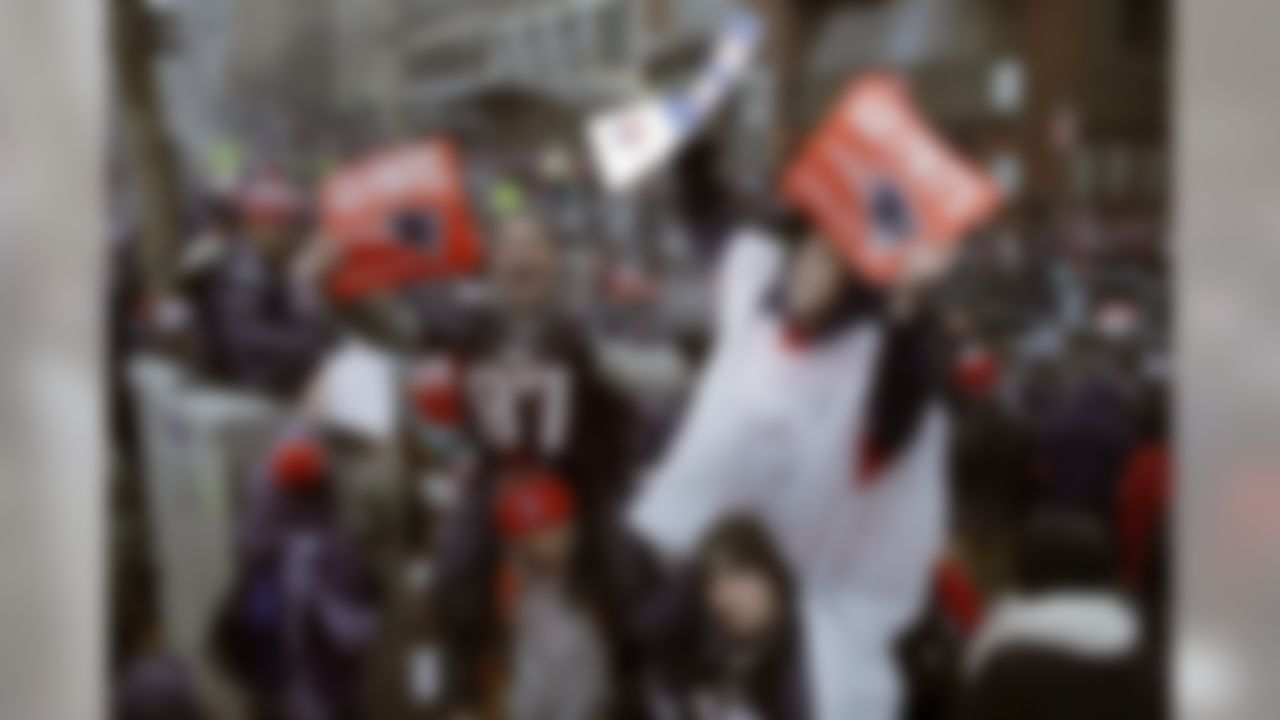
[{"x1": 107, "y1": 132, "x2": 1170, "y2": 720}]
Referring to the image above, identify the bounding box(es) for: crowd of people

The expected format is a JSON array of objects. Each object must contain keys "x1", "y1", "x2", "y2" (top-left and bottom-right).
[{"x1": 108, "y1": 133, "x2": 1170, "y2": 720}]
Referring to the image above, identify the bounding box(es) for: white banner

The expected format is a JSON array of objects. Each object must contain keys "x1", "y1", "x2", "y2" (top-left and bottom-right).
[{"x1": 586, "y1": 8, "x2": 764, "y2": 194}]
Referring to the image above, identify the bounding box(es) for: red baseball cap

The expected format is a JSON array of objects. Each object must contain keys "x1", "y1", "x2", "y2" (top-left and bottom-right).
[{"x1": 493, "y1": 472, "x2": 576, "y2": 540}]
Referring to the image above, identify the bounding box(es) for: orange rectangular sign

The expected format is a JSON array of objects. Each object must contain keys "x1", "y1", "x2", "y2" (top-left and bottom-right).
[{"x1": 783, "y1": 75, "x2": 1001, "y2": 286}]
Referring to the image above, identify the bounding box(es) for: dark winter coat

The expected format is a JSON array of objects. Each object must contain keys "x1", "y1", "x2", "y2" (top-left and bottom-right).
[
  {"x1": 430, "y1": 309, "x2": 652, "y2": 714},
  {"x1": 957, "y1": 591, "x2": 1162, "y2": 720}
]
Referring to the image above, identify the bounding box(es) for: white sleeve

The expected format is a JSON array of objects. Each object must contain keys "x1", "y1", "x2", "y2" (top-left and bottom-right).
[
  {"x1": 627, "y1": 230, "x2": 783, "y2": 562},
  {"x1": 714, "y1": 229, "x2": 783, "y2": 343},
  {"x1": 828, "y1": 406, "x2": 950, "y2": 610},
  {"x1": 627, "y1": 464, "x2": 734, "y2": 561}
]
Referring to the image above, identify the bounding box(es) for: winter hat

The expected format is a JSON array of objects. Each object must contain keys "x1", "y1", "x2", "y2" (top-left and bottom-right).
[
  {"x1": 493, "y1": 471, "x2": 576, "y2": 540},
  {"x1": 269, "y1": 435, "x2": 329, "y2": 493}
]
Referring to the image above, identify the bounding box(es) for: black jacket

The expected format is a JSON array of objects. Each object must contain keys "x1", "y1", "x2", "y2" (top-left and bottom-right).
[
  {"x1": 957, "y1": 592, "x2": 1162, "y2": 720},
  {"x1": 635, "y1": 568, "x2": 810, "y2": 720},
  {"x1": 430, "y1": 309, "x2": 652, "y2": 712}
]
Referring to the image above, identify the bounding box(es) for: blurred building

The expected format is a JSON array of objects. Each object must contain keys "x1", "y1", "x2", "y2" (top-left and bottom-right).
[
  {"x1": 145, "y1": 0, "x2": 239, "y2": 176},
  {"x1": 329, "y1": 0, "x2": 405, "y2": 135},
  {"x1": 396, "y1": 0, "x2": 735, "y2": 142},
  {"x1": 146, "y1": 0, "x2": 1167, "y2": 219},
  {"x1": 226, "y1": 0, "x2": 336, "y2": 161},
  {"x1": 145, "y1": 0, "x2": 737, "y2": 161},
  {"x1": 809, "y1": 0, "x2": 1169, "y2": 219}
]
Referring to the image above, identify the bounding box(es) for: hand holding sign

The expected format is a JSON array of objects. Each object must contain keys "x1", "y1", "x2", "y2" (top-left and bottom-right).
[
  {"x1": 320, "y1": 140, "x2": 483, "y2": 303},
  {"x1": 783, "y1": 75, "x2": 1001, "y2": 287}
]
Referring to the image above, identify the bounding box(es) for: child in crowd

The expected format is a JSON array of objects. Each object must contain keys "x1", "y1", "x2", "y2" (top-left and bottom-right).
[
  {"x1": 213, "y1": 433, "x2": 380, "y2": 720},
  {"x1": 643, "y1": 516, "x2": 809, "y2": 720},
  {"x1": 444, "y1": 471, "x2": 611, "y2": 720}
]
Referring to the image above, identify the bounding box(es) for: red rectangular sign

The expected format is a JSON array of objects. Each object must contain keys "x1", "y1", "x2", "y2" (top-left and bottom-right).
[
  {"x1": 320, "y1": 140, "x2": 483, "y2": 294},
  {"x1": 783, "y1": 75, "x2": 1001, "y2": 286}
]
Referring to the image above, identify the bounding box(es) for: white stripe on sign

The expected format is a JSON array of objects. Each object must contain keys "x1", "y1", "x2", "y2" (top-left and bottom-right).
[{"x1": 797, "y1": 172, "x2": 863, "y2": 249}]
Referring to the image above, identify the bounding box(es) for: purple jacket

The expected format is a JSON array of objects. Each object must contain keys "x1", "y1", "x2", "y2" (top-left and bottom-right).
[{"x1": 234, "y1": 429, "x2": 380, "y2": 720}]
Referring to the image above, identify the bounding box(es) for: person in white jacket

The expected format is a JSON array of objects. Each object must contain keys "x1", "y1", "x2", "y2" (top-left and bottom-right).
[{"x1": 629, "y1": 220, "x2": 951, "y2": 720}]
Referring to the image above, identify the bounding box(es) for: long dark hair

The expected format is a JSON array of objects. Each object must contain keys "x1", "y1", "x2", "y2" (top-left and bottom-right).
[
  {"x1": 694, "y1": 515, "x2": 798, "y2": 619},
  {"x1": 692, "y1": 516, "x2": 809, "y2": 720}
]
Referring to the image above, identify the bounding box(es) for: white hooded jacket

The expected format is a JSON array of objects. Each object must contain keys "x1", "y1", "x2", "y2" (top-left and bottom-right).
[{"x1": 629, "y1": 230, "x2": 949, "y2": 720}]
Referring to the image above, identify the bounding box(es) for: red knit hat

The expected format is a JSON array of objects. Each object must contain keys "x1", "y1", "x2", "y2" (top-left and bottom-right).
[
  {"x1": 493, "y1": 471, "x2": 576, "y2": 540},
  {"x1": 269, "y1": 436, "x2": 328, "y2": 493},
  {"x1": 953, "y1": 345, "x2": 999, "y2": 398}
]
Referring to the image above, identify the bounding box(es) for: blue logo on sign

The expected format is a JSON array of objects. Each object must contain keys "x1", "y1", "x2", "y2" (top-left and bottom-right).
[
  {"x1": 867, "y1": 178, "x2": 915, "y2": 248},
  {"x1": 391, "y1": 210, "x2": 441, "y2": 252}
]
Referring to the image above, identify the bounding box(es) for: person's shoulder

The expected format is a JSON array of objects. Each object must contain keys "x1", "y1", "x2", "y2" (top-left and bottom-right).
[{"x1": 178, "y1": 231, "x2": 230, "y2": 278}]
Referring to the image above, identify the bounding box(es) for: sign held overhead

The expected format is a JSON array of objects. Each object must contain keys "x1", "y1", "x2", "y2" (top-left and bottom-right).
[{"x1": 783, "y1": 75, "x2": 1002, "y2": 286}]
